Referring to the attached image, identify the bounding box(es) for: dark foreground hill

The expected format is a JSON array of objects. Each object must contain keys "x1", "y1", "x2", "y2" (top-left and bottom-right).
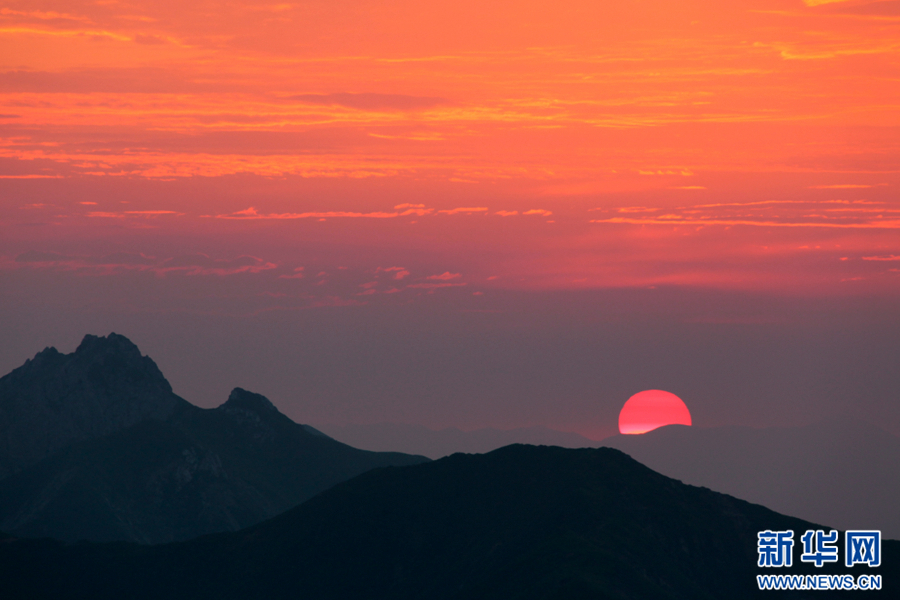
[
  {"x1": 602, "y1": 420, "x2": 900, "y2": 538},
  {"x1": 0, "y1": 334, "x2": 428, "y2": 543},
  {"x1": 1, "y1": 445, "x2": 895, "y2": 599}
]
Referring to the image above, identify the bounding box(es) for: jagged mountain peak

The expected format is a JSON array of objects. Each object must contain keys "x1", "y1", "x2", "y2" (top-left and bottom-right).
[
  {"x1": 8, "y1": 333, "x2": 171, "y2": 393},
  {"x1": 0, "y1": 335, "x2": 429, "y2": 544},
  {"x1": 216, "y1": 388, "x2": 290, "y2": 442},
  {"x1": 72, "y1": 333, "x2": 171, "y2": 391},
  {"x1": 222, "y1": 387, "x2": 278, "y2": 414},
  {"x1": 0, "y1": 333, "x2": 187, "y2": 479},
  {"x1": 75, "y1": 332, "x2": 143, "y2": 360},
  {"x1": 24, "y1": 346, "x2": 63, "y2": 369}
]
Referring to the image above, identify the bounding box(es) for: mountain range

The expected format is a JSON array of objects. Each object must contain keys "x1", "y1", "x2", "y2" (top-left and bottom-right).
[
  {"x1": 1, "y1": 444, "x2": 895, "y2": 599},
  {"x1": 319, "y1": 417, "x2": 900, "y2": 539},
  {"x1": 0, "y1": 334, "x2": 428, "y2": 543},
  {"x1": 1, "y1": 332, "x2": 896, "y2": 598}
]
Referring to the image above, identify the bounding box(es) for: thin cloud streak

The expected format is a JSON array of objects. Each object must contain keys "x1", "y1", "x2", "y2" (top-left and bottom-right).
[
  {"x1": 216, "y1": 207, "x2": 401, "y2": 220},
  {"x1": 591, "y1": 217, "x2": 900, "y2": 229}
]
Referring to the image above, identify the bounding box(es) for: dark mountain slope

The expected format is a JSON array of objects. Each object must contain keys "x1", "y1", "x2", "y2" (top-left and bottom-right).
[
  {"x1": 1, "y1": 445, "x2": 894, "y2": 599},
  {"x1": 0, "y1": 388, "x2": 427, "y2": 544},
  {"x1": 0, "y1": 333, "x2": 187, "y2": 480},
  {"x1": 0, "y1": 337, "x2": 428, "y2": 543},
  {"x1": 601, "y1": 420, "x2": 900, "y2": 538}
]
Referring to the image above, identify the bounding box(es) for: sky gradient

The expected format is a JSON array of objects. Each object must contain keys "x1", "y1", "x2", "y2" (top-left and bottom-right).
[{"x1": 2, "y1": 0, "x2": 899, "y2": 439}]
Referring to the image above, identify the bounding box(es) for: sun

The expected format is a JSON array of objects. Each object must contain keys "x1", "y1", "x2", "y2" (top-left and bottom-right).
[{"x1": 618, "y1": 390, "x2": 692, "y2": 435}]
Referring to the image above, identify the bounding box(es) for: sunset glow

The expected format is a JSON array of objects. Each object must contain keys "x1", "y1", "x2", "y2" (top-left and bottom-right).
[
  {"x1": 3, "y1": 0, "x2": 899, "y2": 297},
  {"x1": 2, "y1": 0, "x2": 899, "y2": 436}
]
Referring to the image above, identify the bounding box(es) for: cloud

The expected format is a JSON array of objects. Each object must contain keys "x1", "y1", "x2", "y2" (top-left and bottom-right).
[
  {"x1": 0, "y1": 8, "x2": 90, "y2": 22},
  {"x1": 279, "y1": 266, "x2": 305, "y2": 279},
  {"x1": 370, "y1": 132, "x2": 445, "y2": 141},
  {"x1": 287, "y1": 93, "x2": 449, "y2": 111},
  {"x1": 84, "y1": 252, "x2": 157, "y2": 266},
  {"x1": 15, "y1": 251, "x2": 70, "y2": 263},
  {"x1": 616, "y1": 207, "x2": 659, "y2": 213},
  {"x1": 809, "y1": 184, "x2": 875, "y2": 189},
  {"x1": 125, "y1": 210, "x2": 181, "y2": 216},
  {"x1": 0, "y1": 26, "x2": 133, "y2": 43},
  {"x1": 495, "y1": 210, "x2": 518, "y2": 216},
  {"x1": 591, "y1": 217, "x2": 900, "y2": 229},
  {"x1": 156, "y1": 255, "x2": 277, "y2": 276},
  {"x1": 427, "y1": 272, "x2": 461, "y2": 280},
  {"x1": 437, "y1": 207, "x2": 489, "y2": 215},
  {"x1": 377, "y1": 266, "x2": 410, "y2": 280},
  {"x1": 822, "y1": 200, "x2": 883, "y2": 205},
  {"x1": 217, "y1": 207, "x2": 401, "y2": 219},
  {"x1": 86, "y1": 212, "x2": 125, "y2": 218},
  {"x1": 133, "y1": 34, "x2": 166, "y2": 45},
  {"x1": 357, "y1": 281, "x2": 381, "y2": 296},
  {"x1": 861, "y1": 255, "x2": 900, "y2": 261},
  {"x1": 407, "y1": 282, "x2": 467, "y2": 289},
  {"x1": 523, "y1": 209, "x2": 552, "y2": 216},
  {"x1": 11, "y1": 251, "x2": 276, "y2": 276},
  {"x1": 15, "y1": 251, "x2": 157, "y2": 267},
  {"x1": 86, "y1": 210, "x2": 181, "y2": 218},
  {"x1": 803, "y1": 0, "x2": 853, "y2": 6},
  {"x1": 687, "y1": 200, "x2": 811, "y2": 209},
  {"x1": 393, "y1": 204, "x2": 433, "y2": 216}
]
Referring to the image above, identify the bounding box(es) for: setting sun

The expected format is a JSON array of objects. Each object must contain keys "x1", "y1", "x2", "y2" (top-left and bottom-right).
[{"x1": 619, "y1": 390, "x2": 692, "y2": 435}]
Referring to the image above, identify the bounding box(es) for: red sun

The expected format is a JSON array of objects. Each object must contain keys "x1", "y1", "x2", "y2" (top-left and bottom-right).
[{"x1": 618, "y1": 390, "x2": 692, "y2": 434}]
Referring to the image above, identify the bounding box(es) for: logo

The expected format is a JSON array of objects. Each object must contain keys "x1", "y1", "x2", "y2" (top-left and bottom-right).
[
  {"x1": 800, "y1": 530, "x2": 839, "y2": 567},
  {"x1": 846, "y1": 531, "x2": 881, "y2": 568},
  {"x1": 757, "y1": 529, "x2": 883, "y2": 592},
  {"x1": 758, "y1": 530, "x2": 794, "y2": 567}
]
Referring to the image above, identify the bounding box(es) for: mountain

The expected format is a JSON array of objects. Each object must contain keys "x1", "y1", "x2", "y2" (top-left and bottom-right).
[
  {"x1": 0, "y1": 333, "x2": 187, "y2": 480},
  {"x1": 318, "y1": 419, "x2": 900, "y2": 539},
  {"x1": 601, "y1": 419, "x2": 900, "y2": 539},
  {"x1": 316, "y1": 422, "x2": 598, "y2": 458},
  {"x1": 0, "y1": 445, "x2": 895, "y2": 599},
  {"x1": 0, "y1": 334, "x2": 428, "y2": 543}
]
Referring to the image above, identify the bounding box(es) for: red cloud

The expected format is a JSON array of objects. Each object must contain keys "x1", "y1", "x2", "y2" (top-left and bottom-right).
[{"x1": 427, "y1": 272, "x2": 461, "y2": 280}]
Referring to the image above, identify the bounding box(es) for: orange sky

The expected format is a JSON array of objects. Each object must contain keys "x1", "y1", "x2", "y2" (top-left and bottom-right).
[
  {"x1": 2, "y1": 0, "x2": 898, "y2": 296},
  {"x1": 1, "y1": 0, "x2": 898, "y2": 286},
  {"x1": 1, "y1": 1, "x2": 899, "y2": 435}
]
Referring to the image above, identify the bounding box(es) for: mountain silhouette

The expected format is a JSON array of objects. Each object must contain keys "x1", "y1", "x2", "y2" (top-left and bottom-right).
[
  {"x1": 601, "y1": 419, "x2": 900, "y2": 539},
  {"x1": 317, "y1": 422, "x2": 599, "y2": 458},
  {"x1": 0, "y1": 334, "x2": 428, "y2": 543},
  {"x1": 1, "y1": 445, "x2": 895, "y2": 599},
  {"x1": 0, "y1": 333, "x2": 187, "y2": 480}
]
